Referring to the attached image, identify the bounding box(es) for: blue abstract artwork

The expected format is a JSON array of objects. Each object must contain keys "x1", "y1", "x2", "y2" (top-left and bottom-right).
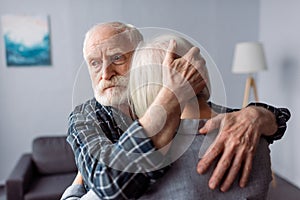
[{"x1": 1, "y1": 15, "x2": 51, "y2": 66}]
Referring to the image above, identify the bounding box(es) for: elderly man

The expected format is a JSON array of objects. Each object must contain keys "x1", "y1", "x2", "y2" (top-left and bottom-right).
[{"x1": 63, "y1": 22, "x2": 290, "y2": 199}]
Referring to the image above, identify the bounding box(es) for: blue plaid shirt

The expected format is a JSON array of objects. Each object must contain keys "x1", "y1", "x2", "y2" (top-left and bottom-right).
[
  {"x1": 67, "y1": 98, "x2": 290, "y2": 200},
  {"x1": 67, "y1": 98, "x2": 167, "y2": 199}
]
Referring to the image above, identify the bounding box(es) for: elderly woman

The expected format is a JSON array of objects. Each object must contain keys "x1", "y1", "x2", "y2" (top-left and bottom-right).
[{"x1": 128, "y1": 34, "x2": 272, "y2": 200}]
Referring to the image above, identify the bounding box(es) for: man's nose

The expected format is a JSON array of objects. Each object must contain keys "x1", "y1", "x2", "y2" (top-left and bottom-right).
[{"x1": 101, "y1": 60, "x2": 116, "y2": 80}]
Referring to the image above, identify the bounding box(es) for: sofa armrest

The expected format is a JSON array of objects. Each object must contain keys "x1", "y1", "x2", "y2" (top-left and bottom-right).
[{"x1": 6, "y1": 153, "x2": 36, "y2": 200}]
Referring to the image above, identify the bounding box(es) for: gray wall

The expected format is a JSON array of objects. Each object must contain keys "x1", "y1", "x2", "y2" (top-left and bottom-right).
[
  {"x1": 0, "y1": 0, "x2": 260, "y2": 183},
  {"x1": 259, "y1": 0, "x2": 300, "y2": 188}
]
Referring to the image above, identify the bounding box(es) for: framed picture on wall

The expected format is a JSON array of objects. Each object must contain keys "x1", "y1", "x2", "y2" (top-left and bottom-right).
[{"x1": 1, "y1": 14, "x2": 52, "y2": 67}]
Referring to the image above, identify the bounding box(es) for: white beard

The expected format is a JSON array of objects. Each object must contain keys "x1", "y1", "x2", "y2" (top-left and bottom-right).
[
  {"x1": 95, "y1": 86, "x2": 128, "y2": 106},
  {"x1": 94, "y1": 75, "x2": 129, "y2": 107}
]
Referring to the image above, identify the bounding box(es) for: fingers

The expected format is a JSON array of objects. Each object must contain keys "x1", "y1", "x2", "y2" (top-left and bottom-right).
[
  {"x1": 197, "y1": 140, "x2": 224, "y2": 174},
  {"x1": 162, "y1": 39, "x2": 177, "y2": 67},
  {"x1": 161, "y1": 40, "x2": 208, "y2": 103},
  {"x1": 207, "y1": 146, "x2": 235, "y2": 190},
  {"x1": 162, "y1": 40, "x2": 205, "y2": 75},
  {"x1": 210, "y1": 149, "x2": 253, "y2": 192},
  {"x1": 239, "y1": 127, "x2": 258, "y2": 189},
  {"x1": 220, "y1": 150, "x2": 244, "y2": 192},
  {"x1": 182, "y1": 46, "x2": 200, "y2": 63},
  {"x1": 185, "y1": 47, "x2": 206, "y2": 79},
  {"x1": 191, "y1": 77, "x2": 207, "y2": 96},
  {"x1": 239, "y1": 150, "x2": 254, "y2": 188},
  {"x1": 197, "y1": 110, "x2": 264, "y2": 192},
  {"x1": 199, "y1": 114, "x2": 224, "y2": 134}
]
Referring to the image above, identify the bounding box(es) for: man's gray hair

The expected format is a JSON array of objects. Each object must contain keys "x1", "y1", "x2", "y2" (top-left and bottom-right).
[{"x1": 83, "y1": 22, "x2": 143, "y2": 60}]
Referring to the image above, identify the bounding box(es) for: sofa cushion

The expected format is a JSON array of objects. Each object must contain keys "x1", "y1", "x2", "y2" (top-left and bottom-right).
[
  {"x1": 24, "y1": 172, "x2": 76, "y2": 200},
  {"x1": 32, "y1": 136, "x2": 77, "y2": 174}
]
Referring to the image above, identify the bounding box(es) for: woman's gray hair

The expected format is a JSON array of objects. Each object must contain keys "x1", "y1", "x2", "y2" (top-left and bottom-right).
[{"x1": 128, "y1": 34, "x2": 211, "y2": 118}]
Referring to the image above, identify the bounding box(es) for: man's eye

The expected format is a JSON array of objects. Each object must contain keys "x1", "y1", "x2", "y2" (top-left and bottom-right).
[
  {"x1": 90, "y1": 60, "x2": 101, "y2": 68},
  {"x1": 111, "y1": 54, "x2": 126, "y2": 65}
]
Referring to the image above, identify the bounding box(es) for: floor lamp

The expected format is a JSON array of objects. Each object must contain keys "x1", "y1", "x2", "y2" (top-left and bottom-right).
[{"x1": 232, "y1": 42, "x2": 267, "y2": 107}]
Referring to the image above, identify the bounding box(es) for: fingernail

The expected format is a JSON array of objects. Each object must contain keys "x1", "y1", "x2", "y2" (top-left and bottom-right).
[
  {"x1": 209, "y1": 181, "x2": 216, "y2": 189},
  {"x1": 197, "y1": 164, "x2": 204, "y2": 173},
  {"x1": 197, "y1": 167, "x2": 202, "y2": 174},
  {"x1": 220, "y1": 186, "x2": 227, "y2": 192}
]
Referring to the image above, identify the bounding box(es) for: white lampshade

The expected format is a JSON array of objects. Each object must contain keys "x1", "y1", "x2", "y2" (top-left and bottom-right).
[{"x1": 232, "y1": 42, "x2": 268, "y2": 74}]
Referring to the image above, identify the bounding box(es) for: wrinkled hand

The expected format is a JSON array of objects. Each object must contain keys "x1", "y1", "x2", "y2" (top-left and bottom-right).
[
  {"x1": 197, "y1": 106, "x2": 276, "y2": 192},
  {"x1": 162, "y1": 40, "x2": 207, "y2": 104}
]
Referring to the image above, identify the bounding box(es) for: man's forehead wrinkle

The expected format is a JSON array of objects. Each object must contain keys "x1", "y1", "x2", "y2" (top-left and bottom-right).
[
  {"x1": 84, "y1": 30, "x2": 135, "y2": 59},
  {"x1": 86, "y1": 44, "x2": 104, "y2": 59},
  {"x1": 92, "y1": 42, "x2": 133, "y2": 55},
  {"x1": 89, "y1": 42, "x2": 124, "y2": 55},
  {"x1": 94, "y1": 31, "x2": 128, "y2": 45},
  {"x1": 86, "y1": 52, "x2": 101, "y2": 61}
]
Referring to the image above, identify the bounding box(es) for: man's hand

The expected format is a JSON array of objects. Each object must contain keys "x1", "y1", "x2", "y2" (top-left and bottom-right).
[
  {"x1": 197, "y1": 106, "x2": 277, "y2": 192},
  {"x1": 162, "y1": 39, "x2": 208, "y2": 104}
]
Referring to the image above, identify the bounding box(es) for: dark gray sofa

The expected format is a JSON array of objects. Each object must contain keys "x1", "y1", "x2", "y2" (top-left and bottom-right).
[{"x1": 6, "y1": 136, "x2": 77, "y2": 200}]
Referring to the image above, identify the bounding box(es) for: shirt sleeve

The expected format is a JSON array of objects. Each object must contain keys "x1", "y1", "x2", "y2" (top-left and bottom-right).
[
  {"x1": 246, "y1": 102, "x2": 291, "y2": 144},
  {"x1": 67, "y1": 102, "x2": 167, "y2": 200},
  {"x1": 208, "y1": 101, "x2": 291, "y2": 144}
]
